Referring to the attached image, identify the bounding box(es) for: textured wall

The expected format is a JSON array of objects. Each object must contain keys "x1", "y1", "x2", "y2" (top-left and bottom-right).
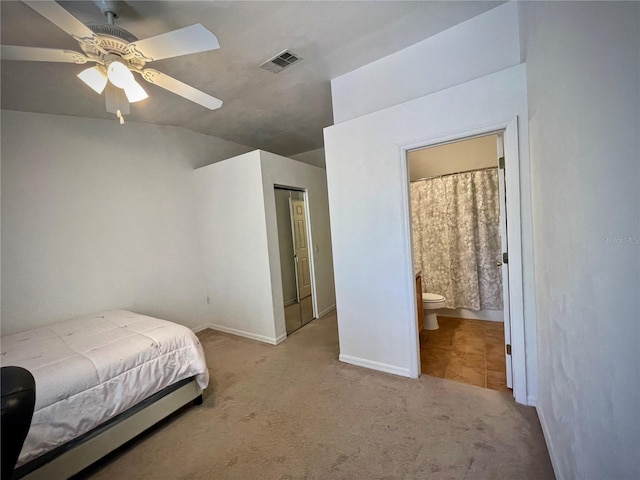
[{"x1": 520, "y1": 2, "x2": 640, "y2": 478}]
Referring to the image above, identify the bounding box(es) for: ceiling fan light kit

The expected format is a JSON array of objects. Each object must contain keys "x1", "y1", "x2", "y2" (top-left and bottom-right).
[
  {"x1": 105, "y1": 57, "x2": 132, "y2": 89},
  {"x1": 77, "y1": 65, "x2": 108, "y2": 94},
  {"x1": 3, "y1": 0, "x2": 223, "y2": 125},
  {"x1": 122, "y1": 80, "x2": 148, "y2": 104}
]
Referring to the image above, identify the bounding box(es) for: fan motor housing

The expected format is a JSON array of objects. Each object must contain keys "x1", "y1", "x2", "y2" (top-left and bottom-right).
[
  {"x1": 81, "y1": 24, "x2": 146, "y2": 69},
  {"x1": 88, "y1": 24, "x2": 137, "y2": 43}
]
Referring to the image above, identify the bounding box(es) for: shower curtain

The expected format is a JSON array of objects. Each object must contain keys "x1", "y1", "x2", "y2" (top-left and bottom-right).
[{"x1": 411, "y1": 169, "x2": 503, "y2": 310}]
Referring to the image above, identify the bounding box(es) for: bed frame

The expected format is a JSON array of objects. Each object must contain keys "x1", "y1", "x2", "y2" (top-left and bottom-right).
[{"x1": 14, "y1": 377, "x2": 202, "y2": 480}]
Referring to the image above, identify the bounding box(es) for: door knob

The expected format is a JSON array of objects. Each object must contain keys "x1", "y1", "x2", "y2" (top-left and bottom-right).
[{"x1": 497, "y1": 261, "x2": 503, "y2": 267}]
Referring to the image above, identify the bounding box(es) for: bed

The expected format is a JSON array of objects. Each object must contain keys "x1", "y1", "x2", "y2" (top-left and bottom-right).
[{"x1": 0, "y1": 310, "x2": 209, "y2": 479}]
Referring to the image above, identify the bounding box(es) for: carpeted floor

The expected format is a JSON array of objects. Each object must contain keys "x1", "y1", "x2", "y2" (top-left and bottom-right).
[{"x1": 77, "y1": 310, "x2": 554, "y2": 480}]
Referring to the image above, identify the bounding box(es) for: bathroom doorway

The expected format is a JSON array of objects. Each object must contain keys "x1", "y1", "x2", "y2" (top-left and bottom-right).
[
  {"x1": 274, "y1": 187, "x2": 314, "y2": 335},
  {"x1": 407, "y1": 132, "x2": 512, "y2": 393}
]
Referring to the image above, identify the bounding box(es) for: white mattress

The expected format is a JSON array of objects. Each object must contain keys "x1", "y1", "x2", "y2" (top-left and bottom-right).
[{"x1": 0, "y1": 310, "x2": 209, "y2": 467}]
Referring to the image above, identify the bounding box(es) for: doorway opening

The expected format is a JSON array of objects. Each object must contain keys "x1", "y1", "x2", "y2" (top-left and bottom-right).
[
  {"x1": 274, "y1": 187, "x2": 315, "y2": 335},
  {"x1": 407, "y1": 132, "x2": 513, "y2": 394}
]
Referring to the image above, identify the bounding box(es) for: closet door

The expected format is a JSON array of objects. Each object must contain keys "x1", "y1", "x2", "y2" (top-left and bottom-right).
[{"x1": 290, "y1": 199, "x2": 311, "y2": 300}]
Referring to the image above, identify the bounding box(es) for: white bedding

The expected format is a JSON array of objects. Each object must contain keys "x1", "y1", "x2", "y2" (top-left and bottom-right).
[{"x1": 0, "y1": 310, "x2": 209, "y2": 467}]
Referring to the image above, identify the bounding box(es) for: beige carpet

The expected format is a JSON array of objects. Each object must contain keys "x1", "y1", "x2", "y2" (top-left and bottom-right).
[{"x1": 77, "y1": 311, "x2": 554, "y2": 480}]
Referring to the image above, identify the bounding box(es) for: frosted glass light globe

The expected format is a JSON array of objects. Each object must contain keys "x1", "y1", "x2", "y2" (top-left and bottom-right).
[{"x1": 107, "y1": 60, "x2": 134, "y2": 89}]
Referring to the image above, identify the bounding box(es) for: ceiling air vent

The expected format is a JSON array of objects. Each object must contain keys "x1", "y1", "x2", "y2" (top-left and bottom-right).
[{"x1": 259, "y1": 50, "x2": 302, "y2": 73}]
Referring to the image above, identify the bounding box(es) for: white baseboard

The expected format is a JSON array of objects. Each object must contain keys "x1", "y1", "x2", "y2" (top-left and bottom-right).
[
  {"x1": 191, "y1": 324, "x2": 211, "y2": 334},
  {"x1": 200, "y1": 323, "x2": 281, "y2": 345},
  {"x1": 437, "y1": 308, "x2": 504, "y2": 322},
  {"x1": 339, "y1": 354, "x2": 411, "y2": 378},
  {"x1": 536, "y1": 404, "x2": 562, "y2": 480},
  {"x1": 317, "y1": 304, "x2": 336, "y2": 318}
]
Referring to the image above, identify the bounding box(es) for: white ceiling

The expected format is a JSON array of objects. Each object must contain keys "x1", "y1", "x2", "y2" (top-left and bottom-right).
[{"x1": 0, "y1": 1, "x2": 501, "y2": 156}]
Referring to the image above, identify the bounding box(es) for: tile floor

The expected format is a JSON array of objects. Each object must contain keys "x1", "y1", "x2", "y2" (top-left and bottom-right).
[{"x1": 419, "y1": 316, "x2": 510, "y2": 393}]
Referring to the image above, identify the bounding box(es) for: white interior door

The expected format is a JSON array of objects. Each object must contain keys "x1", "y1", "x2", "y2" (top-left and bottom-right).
[
  {"x1": 496, "y1": 133, "x2": 513, "y2": 389},
  {"x1": 290, "y1": 198, "x2": 312, "y2": 301}
]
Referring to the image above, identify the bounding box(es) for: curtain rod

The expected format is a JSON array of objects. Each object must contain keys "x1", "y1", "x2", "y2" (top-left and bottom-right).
[{"x1": 411, "y1": 165, "x2": 497, "y2": 183}]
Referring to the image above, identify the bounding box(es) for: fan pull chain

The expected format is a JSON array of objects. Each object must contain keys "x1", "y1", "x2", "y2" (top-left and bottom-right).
[{"x1": 115, "y1": 89, "x2": 125, "y2": 125}]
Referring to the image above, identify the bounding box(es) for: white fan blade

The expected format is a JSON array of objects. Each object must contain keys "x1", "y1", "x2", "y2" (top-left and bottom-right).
[
  {"x1": 1, "y1": 45, "x2": 89, "y2": 64},
  {"x1": 128, "y1": 24, "x2": 219, "y2": 62},
  {"x1": 22, "y1": 0, "x2": 100, "y2": 45},
  {"x1": 142, "y1": 69, "x2": 222, "y2": 110},
  {"x1": 105, "y1": 83, "x2": 130, "y2": 116}
]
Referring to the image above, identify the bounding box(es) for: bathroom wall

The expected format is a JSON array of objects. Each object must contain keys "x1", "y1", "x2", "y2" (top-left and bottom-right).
[{"x1": 408, "y1": 134, "x2": 497, "y2": 181}]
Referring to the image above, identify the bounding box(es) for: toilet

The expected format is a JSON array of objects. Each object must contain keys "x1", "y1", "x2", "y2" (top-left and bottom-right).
[{"x1": 422, "y1": 293, "x2": 446, "y2": 330}]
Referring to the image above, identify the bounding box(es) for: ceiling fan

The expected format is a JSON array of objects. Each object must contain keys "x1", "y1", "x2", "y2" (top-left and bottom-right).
[{"x1": 1, "y1": 0, "x2": 223, "y2": 123}]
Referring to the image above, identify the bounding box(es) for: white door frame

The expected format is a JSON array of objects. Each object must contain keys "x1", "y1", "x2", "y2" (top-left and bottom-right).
[
  {"x1": 400, "y1": 117, "x2": 527, "y2": 403},
  {"x1": 496, "y1": 133, "x2": 513, "y2": 389}
]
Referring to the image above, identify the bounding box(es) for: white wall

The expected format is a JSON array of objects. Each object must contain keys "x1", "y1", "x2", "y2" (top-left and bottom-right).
[
  {"x1": 324, "y1": 65, "x2": 533, "y2": 398},
  {"x1": 194, "y1": 150, "x2": 335, "y2": 344},
  {"x1": 0, "y1": 110, "x2": 253, "y2": 334},
  {"x1": 194, "y1": 152, "x2": 280, "y2": 343},
  {"x1": 260, "y1": 151, "x2": 336, "y2": 338},
  {"x1": 331, "y1": 2, "x2": 520, "y2": 123},
  {"x1": 325, "y1": 1, "x2": 536, "y2": 404},
  {"x1": 519, "y1": 2, "x2": 640, "y2": 479}
]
